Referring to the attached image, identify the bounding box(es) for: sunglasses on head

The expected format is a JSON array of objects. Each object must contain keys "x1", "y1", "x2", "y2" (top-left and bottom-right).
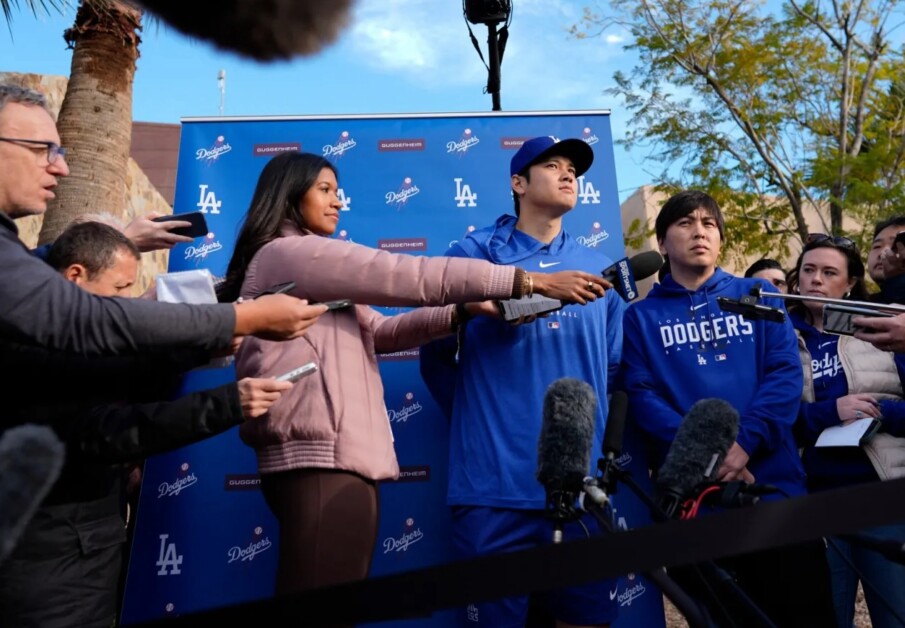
[{"x1": 806, "y1": 233, "x2": 857, "y2": 250}]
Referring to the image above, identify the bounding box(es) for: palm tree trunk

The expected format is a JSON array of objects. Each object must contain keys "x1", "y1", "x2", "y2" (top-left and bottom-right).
[{"x1": 38, "y1": 0, "x2": 142, "y2": 245}]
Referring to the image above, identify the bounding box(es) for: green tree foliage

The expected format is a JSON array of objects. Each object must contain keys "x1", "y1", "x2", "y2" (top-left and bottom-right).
[{"x1": 575, "y1": 0, "x2": 905, "y2": 263}]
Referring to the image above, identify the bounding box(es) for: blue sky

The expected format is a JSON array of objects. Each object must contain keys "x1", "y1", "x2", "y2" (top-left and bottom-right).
[{"x1": 0, "y1": 0, "x2": 655, "y2": 201}]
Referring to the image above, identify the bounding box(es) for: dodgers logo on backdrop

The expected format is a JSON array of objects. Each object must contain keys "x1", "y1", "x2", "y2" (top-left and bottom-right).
[
  {"x1": 196, "y1": 135, "x2": 232, "y2": 164},
  {"x1": 576, "y1": 222, "x2": 609, "y2": 248},
  {"x1": 383, "y1": 517, "x2": 424, "y2": 554},
  {"x1": 578, "y1": 175, "x2": 601, "y2": 205},
  {"x1": 323, "y1": 131, "x2": 357, "y2": 160},
  {"x1": 613, "y1": 573, "x2": 648, "y2": 607},
  {"x1": 227, "y1": 526, "x2": 273, "y2": 564},
  {"x1": 196, "y1": 184, "x2": 222, "y2": 215},
  {"x1": 454, "y1": 178, "x2": 478, "y2": 207},
  {"x1": 581, "y1": 126, "x2": 600, "y2": 146},
  {"x1": 447, "y1": 128, "x2": 480, "y2": 155},
  {"x1": 184, "y1": 231, "x2": 223, "y2": 264},
  {"x1": 386, "y1": 392, "x2": 423, "y2": 424},
  {"x1": 156, "y1": 534, "x2": 183, "y2": 575},
  {"x1": 336, "y1": 229, "x2": 354, "y2": 243},
  {"x1": 386, "y1": 177, "x2": 420, "y2": 208},
  {"x1": 338, "y1": 187, "x2": 351, "y2": 211},
  {"x1": 449, "y1": 225, "x2": 476, "y2": 249},
  {"x1": 158, "y1": 462, "x2": 198, "y2": 499}
]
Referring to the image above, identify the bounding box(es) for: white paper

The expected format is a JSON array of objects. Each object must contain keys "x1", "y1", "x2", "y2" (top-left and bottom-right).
[
  {"x1": 156, "y1": 269, "x2": 232, "y2": 369},
  {"x1": 815, "y1": 417, "x2": 878, "y2": 447},
  {"x1": 156, "y1": 269, "x2": 218, "y2": 305}
]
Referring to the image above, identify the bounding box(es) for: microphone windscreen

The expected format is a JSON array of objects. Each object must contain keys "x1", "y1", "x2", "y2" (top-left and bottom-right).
[
  {"x1": 137, "y1": 0, "x2": 353, "y2": 61},
  {"x1": 603, "y1": 391, "x2": 628, "y2": 458},
  {"x1": 655, "y1": 398, "x2": 739, "y2": 501},
  {"x1": 537, "y1": 378, "x2": 597, "y2": 490},
  {"x1": 629, "y1": 251, "x2": 665, "y2": 282},
  {"x1": 0, "y1": 425, "x2": 65, "y2": 565}
]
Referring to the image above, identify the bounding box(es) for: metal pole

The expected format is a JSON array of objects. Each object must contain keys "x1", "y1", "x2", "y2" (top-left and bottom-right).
[
  {"x1": 765, "y1": 291, "x2": 905, "y2": 314},
  {"x1": 217, "y1": 69, "x2": 226, "y2": 116},
  {"x1": 486, "y1": 22, "x2": 501, "y2": 111}
]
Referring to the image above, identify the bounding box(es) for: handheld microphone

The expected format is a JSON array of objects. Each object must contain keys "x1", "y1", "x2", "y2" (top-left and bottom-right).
[
  {"x1": 497, "y1": 252, "x2": 665, "y2": 320},
  {"x1": 654, "y1": 398, "x2": 739, "y2": 519},
  {"x1": 0, "y1": 425, "x2": 65, "y2": 565},
  {"x1": 601, "y1": 251, "x2": 664, "y2": 301},
  {"x1": 537, "y1": 378, "x2": 597, "y2": 543},
  {"x1": 582, "y1": 391, "x2": 628, "y2": 509}
]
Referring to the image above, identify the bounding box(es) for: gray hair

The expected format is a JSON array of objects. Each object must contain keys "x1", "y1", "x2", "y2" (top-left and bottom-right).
[
  {"x1": 67, "y1": 212, "x2": 129, "y2": 232},
  {"x1": 0, "y1": 84, "x2": 48, "y2": 113}
]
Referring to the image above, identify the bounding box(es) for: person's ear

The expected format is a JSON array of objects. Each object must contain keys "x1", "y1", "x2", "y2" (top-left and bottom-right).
[
  {"x1": 511, "y1": 174, "x2": 526, "y2": 198},
  {"x1": 62, "y1": 264, "x2": 89, "y2": 286}
]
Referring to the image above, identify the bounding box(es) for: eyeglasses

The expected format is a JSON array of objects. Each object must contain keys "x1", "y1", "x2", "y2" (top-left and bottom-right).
[
  {"x1": 0, "y1": 137, "x2": 66, "y2": 164},
  {"x1": 806, "y1": 233, "x2": 857, "y2": 250}
]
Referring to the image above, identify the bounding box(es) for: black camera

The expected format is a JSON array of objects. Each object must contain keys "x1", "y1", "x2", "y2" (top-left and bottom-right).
[{"x1": 464, "y1": 0, "x2": 512, "y2": 25}]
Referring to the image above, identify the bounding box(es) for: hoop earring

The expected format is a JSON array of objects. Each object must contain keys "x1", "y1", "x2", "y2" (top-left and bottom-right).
[{"x1": 844, "y1": 291, "x2": 851, "y2": 298}]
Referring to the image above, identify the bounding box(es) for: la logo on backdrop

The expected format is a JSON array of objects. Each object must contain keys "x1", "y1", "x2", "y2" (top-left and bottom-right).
[{"x1": 122, "y1": 111, "x2": 665, "y2": 628}]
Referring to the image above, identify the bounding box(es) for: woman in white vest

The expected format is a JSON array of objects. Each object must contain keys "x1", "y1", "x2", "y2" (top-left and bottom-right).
[{"x1": 788, "y1": 234, "x2": 905, "y2": 628}]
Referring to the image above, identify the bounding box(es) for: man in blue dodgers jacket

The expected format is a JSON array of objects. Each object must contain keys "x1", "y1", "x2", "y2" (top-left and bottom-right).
[
  {"x1": 620, "y1": 189, "x2": 836, "y2": 628},
  {"x1": 422, "y1": 136, "x2": 626, "y2": 628}
]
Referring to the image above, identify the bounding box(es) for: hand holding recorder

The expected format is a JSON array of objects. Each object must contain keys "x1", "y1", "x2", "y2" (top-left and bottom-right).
[{"x1": 238, "y1": 377, "x2": 294, "y2": 419}]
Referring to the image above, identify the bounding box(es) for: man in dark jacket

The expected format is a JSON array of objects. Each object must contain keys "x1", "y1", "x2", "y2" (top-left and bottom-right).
[
  {"x1": 0, "y1": 221, "x2": 294, "y2": 628},
  {"x1": 0, "y1": 83, "x2": 324, "y2": 357}
]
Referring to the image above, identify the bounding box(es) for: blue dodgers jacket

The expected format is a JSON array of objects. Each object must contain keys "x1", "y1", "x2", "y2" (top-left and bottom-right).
[
  {"x1": 620, "y1": 268, "x2": 807, "y2": 498},
  {"x1": 423, "y1": 214, "x2": 626, "y2": 510}
]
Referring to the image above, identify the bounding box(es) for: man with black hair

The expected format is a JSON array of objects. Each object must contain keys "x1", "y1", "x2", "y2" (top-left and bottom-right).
[
  {"x1": 0, "y1": 220, "x2": 294, "y2": 628},
  {"x1": 867, "y1": 215, "x2": 905, "y2": 304},
  {"x1": 620, "y1": 190, "x2": 836, "y2": 627},
  {"x1": 743, "y1": 258, "x2": 787, "y2": 294},
  {"x1": 422, "y1": 136, "x2": 624, "y2": 627}
]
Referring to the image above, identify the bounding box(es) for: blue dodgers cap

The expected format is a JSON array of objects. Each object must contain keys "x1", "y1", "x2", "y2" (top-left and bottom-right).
[{"x1": 510, "y1": 136, "x2": 594, "y2": 177}]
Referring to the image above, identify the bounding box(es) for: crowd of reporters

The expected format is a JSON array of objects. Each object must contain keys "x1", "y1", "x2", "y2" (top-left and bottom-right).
[{"x1": 4, "y1": 78, "x2": 905, "y2": 628}]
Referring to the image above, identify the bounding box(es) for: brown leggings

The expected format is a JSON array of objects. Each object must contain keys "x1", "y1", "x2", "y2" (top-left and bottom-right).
[{"x1": 259, "y1": 468, "x2": 379, "y2": 595}]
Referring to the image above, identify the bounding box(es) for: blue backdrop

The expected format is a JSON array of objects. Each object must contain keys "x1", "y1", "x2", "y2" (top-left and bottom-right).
[{"x1": 120, "y1": 111, "x2": 665, "y2": 627}]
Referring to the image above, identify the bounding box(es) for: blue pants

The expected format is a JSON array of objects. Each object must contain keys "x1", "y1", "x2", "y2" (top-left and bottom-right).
[
  {"x1": 828, "y1": 522, "x2": 905, "y2": 628},
  {"x1": 451, "y1": 506, "x2": 618, "y2": 627}
]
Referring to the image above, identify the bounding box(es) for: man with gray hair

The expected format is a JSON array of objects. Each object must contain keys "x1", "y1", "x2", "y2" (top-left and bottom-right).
[{"x1": 0, "y1": 83, "x2": 326, "y2": 356}]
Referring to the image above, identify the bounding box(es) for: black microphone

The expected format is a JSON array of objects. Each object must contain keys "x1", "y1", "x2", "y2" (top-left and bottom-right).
[
  {"x1": 136, "y1": 0, "x2": 354, "y2": 62},
  {"x1": 0, "y1": 425, "x2": 65, "y2": 565},
  {"x1": 602, "y1": 251, "x2": 664, "y2": 301},
  {"x1": 498, "y1": 251, "x2": 665, "y2": 320},
  {"x1": 583, "y1": 391, "x2": 628, "y2": 508},
  {"x1": 654, "y1": 398, "x2": 739, "y2": 519},
  {"x1": 537, "y1": 378, "x2": 597, "y2": 543}
]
